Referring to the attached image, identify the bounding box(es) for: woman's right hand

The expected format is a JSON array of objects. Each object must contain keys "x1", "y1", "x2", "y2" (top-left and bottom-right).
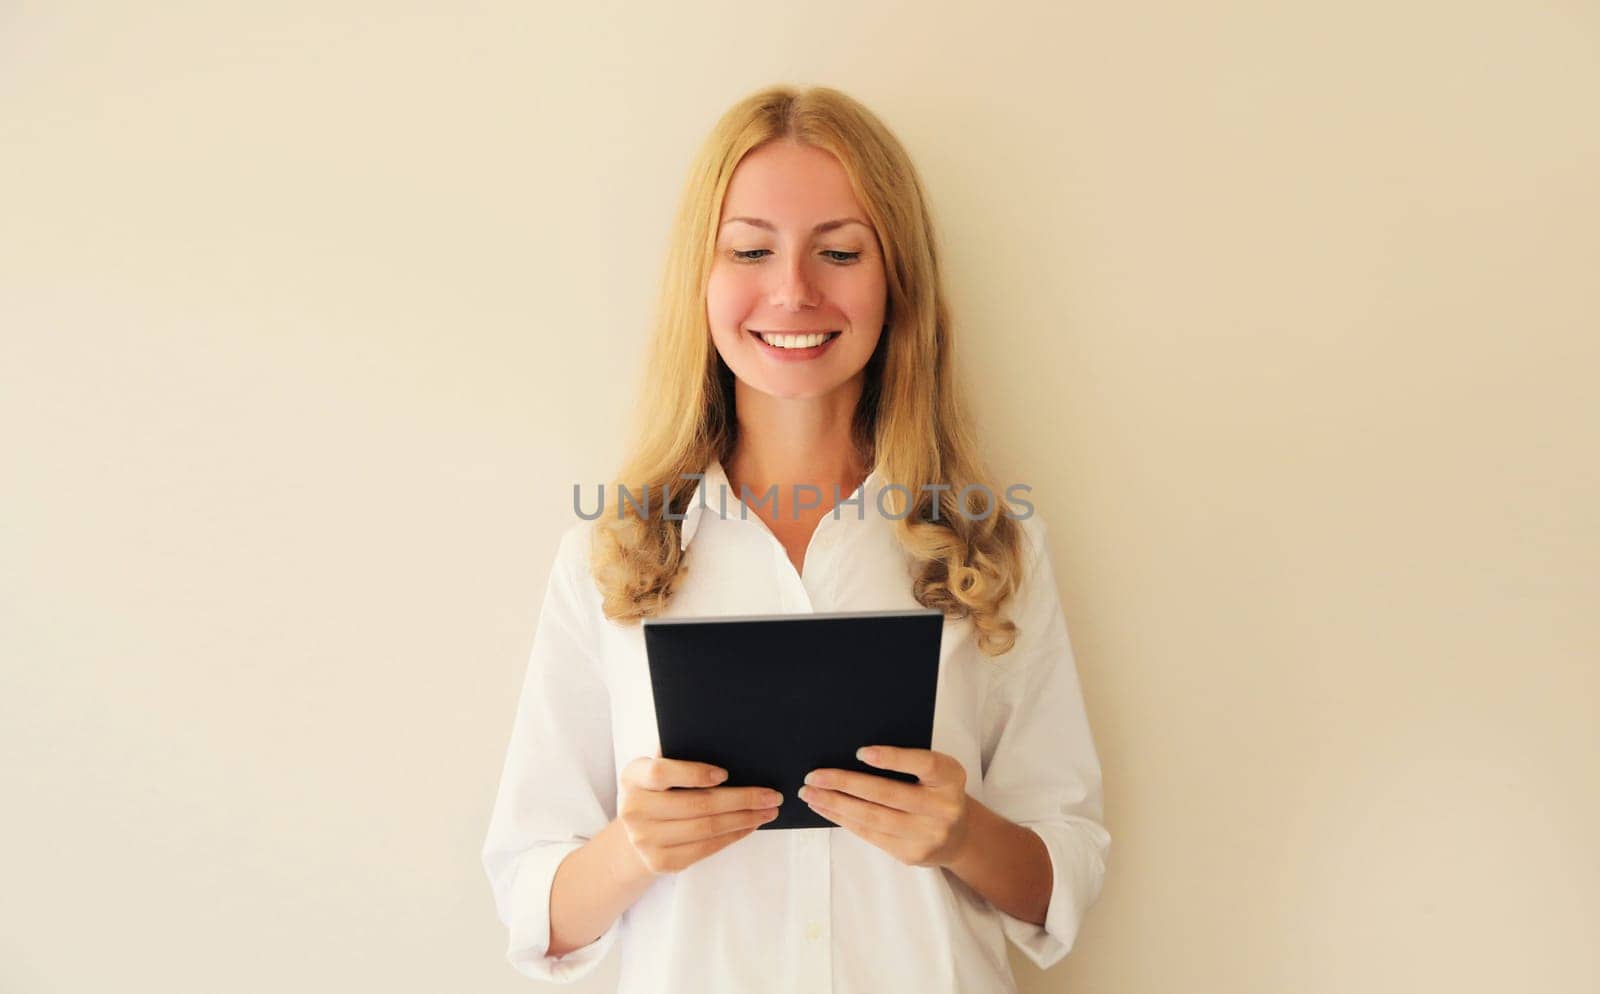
[{"x1": 618, "y1": 755, "x2": 785, "y2": 876}]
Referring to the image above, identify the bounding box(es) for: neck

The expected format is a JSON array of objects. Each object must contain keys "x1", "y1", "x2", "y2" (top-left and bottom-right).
[{"x1": 725, "y1": 376, "x2": 869, "y2": 519}]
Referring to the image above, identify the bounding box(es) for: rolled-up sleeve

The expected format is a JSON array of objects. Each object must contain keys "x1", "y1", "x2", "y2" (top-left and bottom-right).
[
  {"x1": 481, "y1": 521, "x2": 622, "y2": 982},
  {"x1": 979, "y1": 514, "x2": 1111, "y2": 970}
]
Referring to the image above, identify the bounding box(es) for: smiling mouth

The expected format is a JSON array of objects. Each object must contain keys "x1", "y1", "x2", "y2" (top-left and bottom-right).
[{"x1": 748, "y1": 329, "x2": 842, "y2": 350}]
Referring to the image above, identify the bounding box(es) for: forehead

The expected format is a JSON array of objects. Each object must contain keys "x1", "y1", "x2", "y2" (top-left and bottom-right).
[{"x1": 720, "y1": 141, "x2": 867, "y2": 224}]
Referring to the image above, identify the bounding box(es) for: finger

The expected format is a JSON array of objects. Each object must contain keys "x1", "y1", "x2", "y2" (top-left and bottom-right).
[
  {"x1": 804, "y1": 769, "x2": 928, "y2": 814},
  {"x1": 663, "y1": 818, "x2": 766, "y2": 864},
  {"x1": 629, "y1": 757, "x2": 729, "y2": 791},
  {"x1": 857, "y1": 745, "x2": 943, "y2": 785},
  {"x1": 799, "y1": 785, "x2": 914, "y2": 839},
  {"x1": 638, "y1": 784, "x2": 783, "y2": 821},
  {"x1": 651, "y1": 806, "x2": 781, "y2": 847},
  {"x1": 803, "y1": 793, "x2": 914, "y2": 856}
]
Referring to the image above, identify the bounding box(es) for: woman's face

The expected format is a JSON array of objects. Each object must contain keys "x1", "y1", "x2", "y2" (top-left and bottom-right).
[{"x1": 707, "y1": 141, "x2": 887, "y2": 401}]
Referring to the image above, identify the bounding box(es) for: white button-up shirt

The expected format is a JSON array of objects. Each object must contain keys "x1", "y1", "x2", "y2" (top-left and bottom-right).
[{"x1": 481, "y1": 458, "x2": 1110, "y2": 992}]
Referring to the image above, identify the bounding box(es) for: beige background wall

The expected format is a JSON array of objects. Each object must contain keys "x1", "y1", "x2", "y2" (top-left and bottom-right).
[{"x1": 3, "y1": 2, "x2": 1596, "y2": 992}]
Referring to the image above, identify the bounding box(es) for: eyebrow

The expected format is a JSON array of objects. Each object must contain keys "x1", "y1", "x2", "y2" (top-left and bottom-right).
[{"x1": 719, "y1": 216, "x2": 872, "y2": 234}]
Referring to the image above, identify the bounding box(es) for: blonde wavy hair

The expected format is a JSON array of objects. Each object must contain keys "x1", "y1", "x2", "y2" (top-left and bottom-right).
[{"x1": 591, "y1": 83, "x2": 1031, "y2": 657}]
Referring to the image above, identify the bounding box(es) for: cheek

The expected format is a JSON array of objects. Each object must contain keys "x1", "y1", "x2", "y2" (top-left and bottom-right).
[
  {"x1": 832, "y1": 271, "x2": 888, "y2": 325},
  {"x1": 706, "y1": 268, "x2": 759, "y2": 333}
]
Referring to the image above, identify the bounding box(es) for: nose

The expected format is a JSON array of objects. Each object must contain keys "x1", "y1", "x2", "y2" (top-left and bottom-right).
[{"x1": 769, "y1": 253, "x2": 819, "y2": 311}]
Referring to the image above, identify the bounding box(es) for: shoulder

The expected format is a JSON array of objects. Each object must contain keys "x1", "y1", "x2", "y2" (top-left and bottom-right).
[
  {"x1": 548, "y1": 518, "x2": 603, "y2": 608},
  {"x1": 1000, "y1": 499, "x2": 1051, "y2": 576},
  {"x1": 996, "y1": 505, "x2": 1063, "y2": 642},
  {"x1": 555, "y1": 517, "x2": 598, "y2": 566}
]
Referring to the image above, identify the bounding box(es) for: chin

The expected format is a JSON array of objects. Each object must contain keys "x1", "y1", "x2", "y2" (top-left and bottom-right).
[{"x1": 756, "y1": 383, "x2": 827, "y2": 401}]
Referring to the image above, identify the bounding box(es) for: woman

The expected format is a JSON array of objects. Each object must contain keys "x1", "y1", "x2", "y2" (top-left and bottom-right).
[{"x1": 482, "y1": 84, "x2": 1109, "y2": 992}]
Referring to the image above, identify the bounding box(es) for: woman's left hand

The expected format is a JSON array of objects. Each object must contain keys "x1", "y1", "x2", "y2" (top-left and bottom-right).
[{"x1": 798, "y1": 746, "x2": 972, "y2": 868}]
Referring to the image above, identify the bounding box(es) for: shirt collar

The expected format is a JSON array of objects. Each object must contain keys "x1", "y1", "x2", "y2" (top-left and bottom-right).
[{"x1": 679, "y1": 457, "x2": 882, "y2": 551}]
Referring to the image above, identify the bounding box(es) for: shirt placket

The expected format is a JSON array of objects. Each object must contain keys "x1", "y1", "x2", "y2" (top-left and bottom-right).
[
  {"x1": 772, "y1": 536, "x2": 813, "y2": 612},
  {"x1": 791, "y1": 827, "x2": 832, "y2": 993},
  {"x1": 771, "y1": 513, "x2": 840, "y2": 991}
]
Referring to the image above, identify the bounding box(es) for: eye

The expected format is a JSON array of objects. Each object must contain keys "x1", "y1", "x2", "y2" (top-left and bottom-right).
[{"x1": 729, "y1": 248, "x2": 862, "y2": 263}]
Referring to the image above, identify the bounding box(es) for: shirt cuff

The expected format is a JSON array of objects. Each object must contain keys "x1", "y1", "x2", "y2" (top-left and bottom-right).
[
  {"x1": 996, "y1": 819, "x2": 1110, "y2": 970},
  {"x1": 504, "y1": 841, "x2": 622, "y2": 983}
]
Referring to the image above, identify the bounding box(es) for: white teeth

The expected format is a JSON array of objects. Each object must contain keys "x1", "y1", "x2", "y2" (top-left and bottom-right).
[{"x1": 757, "y1": 331, "x2": 836, "y2": 349}]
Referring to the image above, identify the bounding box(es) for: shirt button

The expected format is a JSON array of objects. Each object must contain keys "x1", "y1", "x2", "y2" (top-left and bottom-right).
[{"x1": 805, "y1": 922, "x2": 823, "y2": 941}]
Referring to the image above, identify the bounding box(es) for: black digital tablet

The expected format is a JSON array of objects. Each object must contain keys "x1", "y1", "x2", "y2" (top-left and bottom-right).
[{"x1": 642, "y1": 608, "x2": 945, "y2": 831}]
